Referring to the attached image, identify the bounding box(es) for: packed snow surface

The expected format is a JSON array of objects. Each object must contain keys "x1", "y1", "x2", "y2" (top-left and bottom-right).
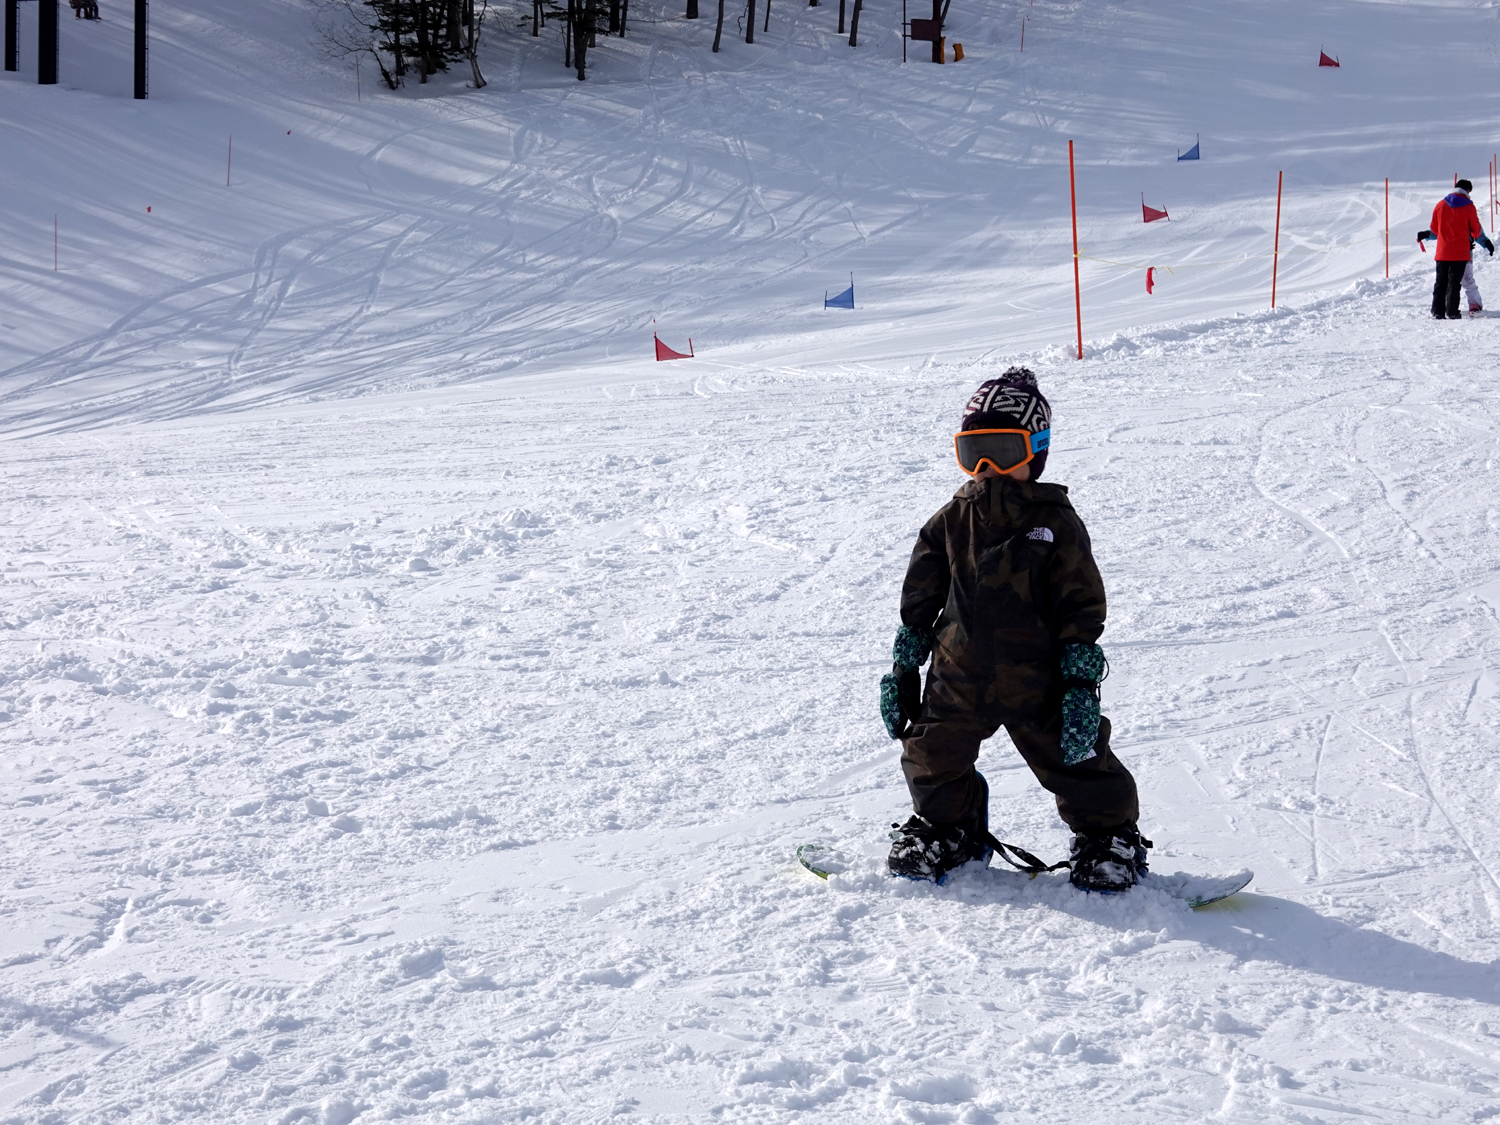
[{"x1": 5, "y1": 0, "x2": 1500, "y2": 1122}]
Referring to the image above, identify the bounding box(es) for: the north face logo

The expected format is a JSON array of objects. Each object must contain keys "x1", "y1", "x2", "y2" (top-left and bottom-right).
[{"x1": 1027, "y1": 527, "x2": 1054, "y2": 543}]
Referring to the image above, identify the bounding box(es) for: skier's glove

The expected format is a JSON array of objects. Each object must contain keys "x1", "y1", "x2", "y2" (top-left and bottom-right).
[
  {"x1": 891, "y1": 624, "x2": 934, "y2": 670},
  {"x1": 880, "y1": 667, "x2": 922, "y2": 739},
  {"x1": 880, "y1": 624, "x2": 934, "y2": 739},
  {"x1": 1059, "y1": 642, "x2": 1107, "y2": 765},
  {"x1": 1417, "y1": 229, "x2": 1434, "y2": 242},
  {"x1": 1483, "y1": 234, "x2": 1496, "y2": 256}
]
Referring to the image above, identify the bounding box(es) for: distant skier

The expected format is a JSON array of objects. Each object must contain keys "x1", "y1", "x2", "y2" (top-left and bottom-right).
[
  {"x1": 1426, "y1": 179, "x2": 1492, "y2": 319},
  {"x1": 879, "y1": 368, "x2": 1148, "y2": 889},
  {"x1": 1419, "y1": 218, "x2": 1494, "y2": 315}
]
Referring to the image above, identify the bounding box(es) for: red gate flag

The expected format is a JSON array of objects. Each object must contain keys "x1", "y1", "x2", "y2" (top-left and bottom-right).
[
  {"x1": 654, "y1": 333, "x2": 694, "y2": 361},
  {"x1": 1142, "y1": 194, "x2": 1169, "y2": 223},
  {"x1": 1146, "y1": 267, "x2": 1155, "y2": 294},
  {"x1": 1318, "y1": 50, "x2": 1339, "y2": 67}
]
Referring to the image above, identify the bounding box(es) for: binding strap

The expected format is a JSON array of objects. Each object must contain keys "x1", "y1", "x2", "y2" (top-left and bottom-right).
[{"x1": 983, "y1": 831, "x2": 1069, "y2": 877}]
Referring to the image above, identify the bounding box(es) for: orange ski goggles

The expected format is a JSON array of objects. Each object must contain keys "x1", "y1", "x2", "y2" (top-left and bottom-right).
[{"x1": 954, "y1": 427, "x2": 1050, "y2": 476}]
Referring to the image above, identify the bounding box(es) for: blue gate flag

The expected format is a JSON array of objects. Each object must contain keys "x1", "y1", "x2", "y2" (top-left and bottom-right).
[
  {"x1": 825, "y1": 274, "x2": 855, "y2": 310},
  {"x1": 1178, "y1": 135, "x2": 1200, "y2": 161}
]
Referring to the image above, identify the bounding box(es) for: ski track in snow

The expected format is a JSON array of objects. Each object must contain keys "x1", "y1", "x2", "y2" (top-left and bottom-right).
[
  {"x1": 5, "y1": 0, "x2": 1500, "y2": 1121},
  {"x1": 5, "y1": 278, "x2": 1500, "y2": 1123}
]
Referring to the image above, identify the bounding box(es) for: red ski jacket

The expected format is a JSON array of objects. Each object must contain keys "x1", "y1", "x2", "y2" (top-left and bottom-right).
[{"x1": 1431, "y1": 192, "x2": 1484, "y2": 261}]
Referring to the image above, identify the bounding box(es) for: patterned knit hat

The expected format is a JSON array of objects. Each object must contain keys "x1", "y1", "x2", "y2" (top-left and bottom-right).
[{"x1": 960, "y1": 367, "x2": 1052, "y2": 480}]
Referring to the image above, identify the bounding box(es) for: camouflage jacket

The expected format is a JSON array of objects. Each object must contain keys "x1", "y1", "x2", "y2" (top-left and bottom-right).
[{"x1": 900, "y1": 476, "x2": 1107, "y2": 726}]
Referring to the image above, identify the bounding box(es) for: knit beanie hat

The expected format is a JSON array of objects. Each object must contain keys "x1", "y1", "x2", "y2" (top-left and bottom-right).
[
  {"x1": 960, "y1": 367, "x2": 1053, "y2": 481},
  {"x1": 1457, "y1": 179, "x2": 1473, "y2": 193}
]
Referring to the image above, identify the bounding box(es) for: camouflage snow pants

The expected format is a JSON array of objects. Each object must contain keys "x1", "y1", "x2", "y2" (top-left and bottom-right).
[{"x1": 900, "y1": 713, "x2": 1139, "y2": 831}]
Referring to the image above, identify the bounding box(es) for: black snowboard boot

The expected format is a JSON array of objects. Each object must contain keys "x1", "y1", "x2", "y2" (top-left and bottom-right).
[
  {"x1": 887, "y1": 774, "x2": 992, "y2": 883},
  {"x1": 1068, "y1": 824, "x2": 1151, "y2": 891}
]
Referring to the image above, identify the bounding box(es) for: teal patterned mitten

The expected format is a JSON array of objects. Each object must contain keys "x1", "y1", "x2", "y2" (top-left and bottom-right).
[
  {"x1": 892, "y1": 624, "x2": 934, "y2": 670},
  {"x1": 1059, "y1": 642, "x2": 1106, "y2": 766},
  {"x1": 880, "y1": 671, "x2": 906, "y2": 739},
  {"x1": 880, "y1": 626, "x2": 935, "y2": 739}
]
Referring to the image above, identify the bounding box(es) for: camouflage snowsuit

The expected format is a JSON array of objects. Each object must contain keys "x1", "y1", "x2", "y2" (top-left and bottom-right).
[{"x1": 899, "y1": 475, "x2": 1139, "y2": 829}]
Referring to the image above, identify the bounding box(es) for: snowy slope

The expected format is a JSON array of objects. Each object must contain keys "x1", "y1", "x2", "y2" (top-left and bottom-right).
[
  {"x1": 3, "y1": 0, "x2": 1499, "y2": 428},
  {"x1": 5, "y1": 0, "x2": 1500, "y2": 1123}
]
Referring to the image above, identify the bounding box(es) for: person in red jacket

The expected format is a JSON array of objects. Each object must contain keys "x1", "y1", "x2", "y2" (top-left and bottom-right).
[{"x1": 1431, "y1": 180, "x2": 1486, "y2": 319}]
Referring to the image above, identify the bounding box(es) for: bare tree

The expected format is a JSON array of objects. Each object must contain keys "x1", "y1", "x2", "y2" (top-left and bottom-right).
[
  {"x1": 447, "y1": 0, "x2": 462, "y2": 47},
  {"x1": 313, "y1": 0, "x2": 403, "y2": 87},
  {"x1": 463, "y1": 0, "x2": 488, "y2": 86},
  {"x1": 311, "y1": 0, "x2": 466, "y2": 88}
]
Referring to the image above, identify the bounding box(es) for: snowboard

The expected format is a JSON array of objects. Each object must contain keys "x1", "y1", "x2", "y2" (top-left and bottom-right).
[{"x1": 796, "y1": 843, "x2": 1252, "y2": 908}]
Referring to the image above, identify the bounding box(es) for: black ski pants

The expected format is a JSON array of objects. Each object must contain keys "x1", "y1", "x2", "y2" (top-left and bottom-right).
[
  {"x1": 1433, "y1": 260, "x2": 1468, "y2": 318},
  {"x1": 900, "y1": 711, "x2": 1140, "y2": 831}
]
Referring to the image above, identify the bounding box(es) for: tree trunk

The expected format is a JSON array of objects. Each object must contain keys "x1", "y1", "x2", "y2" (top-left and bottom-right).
[
  {"x1": 686, "y1": 0, "x2": 698, "y2": 18},
  {"x1": 847, "y1": 0, "x2": 859, "y2": 45},
  {"x1": 392, "y1": 0, "x2": 407, "y2": 77},
  {"x1": 931, "y1": 0, "x2": 941, "y2": 62},
  {"x1": 465, "y1": 0, "x2": 486, "y2": 86},
  {"x1": 745, "y1": 0, "x2": 754, "y2": 42},
  {"x1": 533, "y1": 0, "x2": 540, "y2": 34},
  {"x1": 448, "y1": 0, "x2": 462, "y2": 49},
  {"x1": 712, "y1": 0, "x2": 724, "y2": 49},
  {"x1": 763, "y1": 0, "x2": 770, "y2": 32},
  {"x1": 608, "y1": 0, "x2": 619, "y2": 33},
  {"x1": 586, "y1": 0, "x2": 596, "y2": 47},
  {"x1": 619, "y1": 0, "x2": 627, "y2": 35},
  {"x1": 837, "y1": 0, "x2": 844, "y2": 33},
  {"x1": 376, "y1": 52, "x2": 398, "y2": 89},
  {"x1": 564, "y1": 0, "x2": 572, "y2": 67},
  {"x1": 574, "y1": 0, "x2": 588, "y2": 78},
  {"x1": 413, "y1": 0, "x2": 431, "y2": 79}
]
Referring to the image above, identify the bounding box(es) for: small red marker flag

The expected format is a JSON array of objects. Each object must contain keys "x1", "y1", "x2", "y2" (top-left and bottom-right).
[
  {"x1": 1142, "y1": 194, "x2": 1169, "y2": 223},
  {"x1": 654, "y1": 334, "x2": 694, "y2": 361},
  {"x1": 1146, "y1": 267, "x2": 1155, "y2": 294},
  {"x1": 1318, "y1": 50, "x2": 1339, "y2": 67}
]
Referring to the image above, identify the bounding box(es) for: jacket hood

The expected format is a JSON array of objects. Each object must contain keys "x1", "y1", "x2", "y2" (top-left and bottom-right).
[
  {"x1": 1444, "y1": 191, "x2": 1473, "y2": 208},
  {"x1": 955, "y1": 475, "x2": 1073, "y2": 525}
]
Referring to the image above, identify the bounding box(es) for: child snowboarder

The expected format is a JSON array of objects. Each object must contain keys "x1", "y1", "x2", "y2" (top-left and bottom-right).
[{"x1": 879, "y1": 367, "x2": 1147, "y2": 889}]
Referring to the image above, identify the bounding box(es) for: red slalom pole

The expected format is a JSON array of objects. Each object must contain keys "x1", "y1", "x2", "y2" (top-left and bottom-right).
[
  {"x1": 1384, "y1": 177, "x2": 1389, "y2": 279},
  {"x1": 1069, "y1": 140, "x2": 1082, "y2": 360},
  {"x1": 1271, "y1": 170, "x2": 1283, "y2": 309}
]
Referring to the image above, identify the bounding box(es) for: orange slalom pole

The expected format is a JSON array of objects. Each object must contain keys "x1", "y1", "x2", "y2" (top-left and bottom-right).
[
  {"x1": 1384, "y1": 177, "x2": 1389, "y2": 279},
  {"x1": 1271, "y1": 170, "x2": 1283, "y2": 309},
  {"x1": 1069, "y1": 139, "x2": 1082, "y2": 360}
]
